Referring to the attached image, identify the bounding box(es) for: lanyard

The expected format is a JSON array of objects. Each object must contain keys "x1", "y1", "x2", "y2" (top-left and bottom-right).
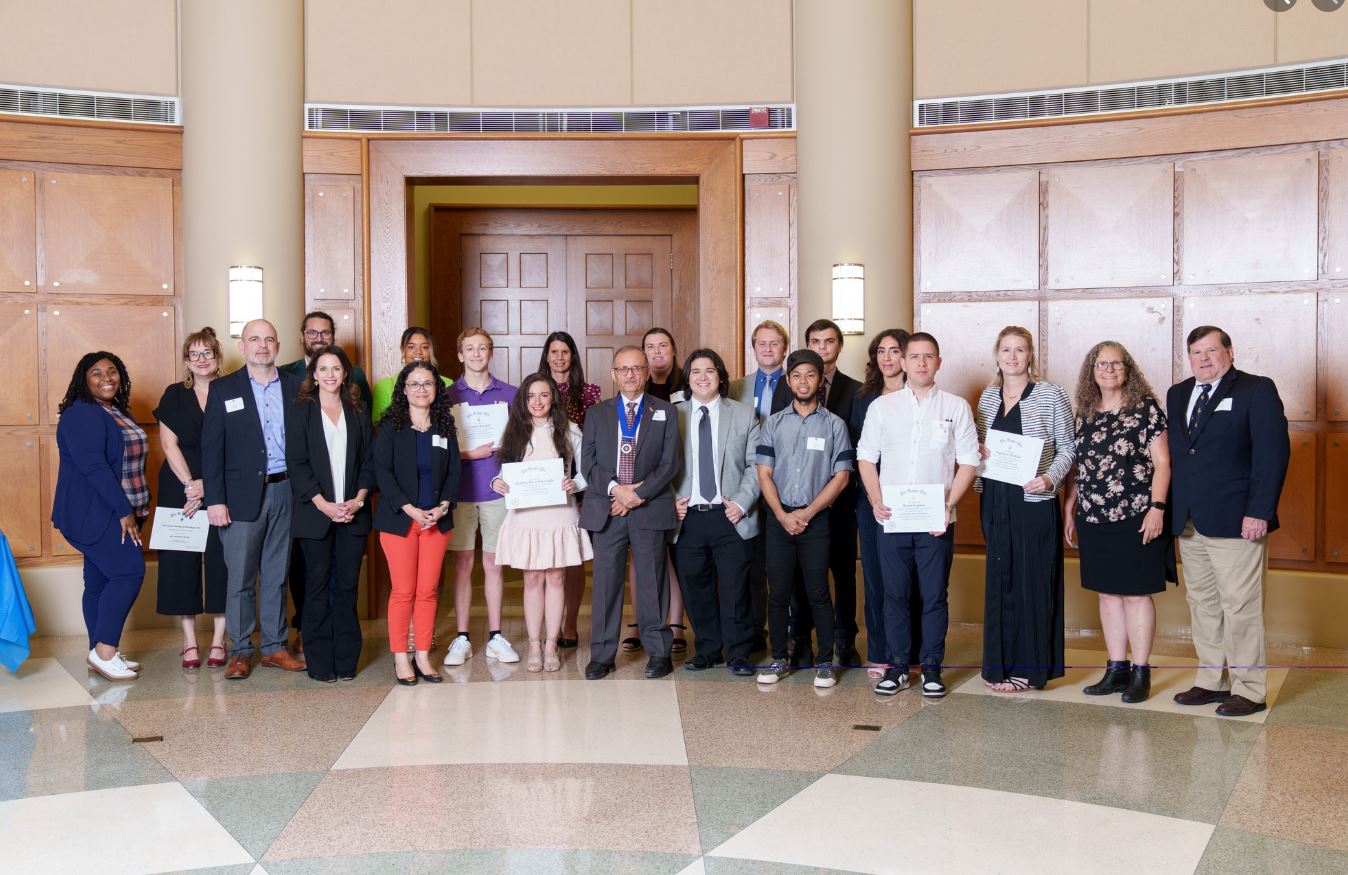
[{"x1": 619, "y1": 396, "x2": 645, "y2": 443}]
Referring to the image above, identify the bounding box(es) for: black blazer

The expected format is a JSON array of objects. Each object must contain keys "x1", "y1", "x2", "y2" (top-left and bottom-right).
[
  {"x1": 1165, "y1": 368, "x2": 1289, "y2": 538},
  {"x1": 372, "y1": 423, "x2": 460, "y2": 535},
  {"x1": 579, "y1": 394, "x2": 681, "y2": 532},
  {"x1": 285, "y1": 398, "x2": 375, "y2": 539},
  {"x1": 202, "y1": 368, "x2": 301, "y2": 521}
]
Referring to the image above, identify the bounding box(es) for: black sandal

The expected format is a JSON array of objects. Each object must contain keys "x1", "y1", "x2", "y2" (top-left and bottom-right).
[
  {"x1": 620, "y1": 624, "x2": 643, "y2": 652},
  {"x1": 670, "y1": 623, "x2": 688, "y2": 654}
]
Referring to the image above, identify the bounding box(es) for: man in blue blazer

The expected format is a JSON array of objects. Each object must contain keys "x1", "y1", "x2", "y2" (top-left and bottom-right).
[
  {"x1": 203, "y1": 319, "x2": 306, "y2": 679},
  {"x1": 1166, "y1": 325, "x2": 1289, "y2": 717}
]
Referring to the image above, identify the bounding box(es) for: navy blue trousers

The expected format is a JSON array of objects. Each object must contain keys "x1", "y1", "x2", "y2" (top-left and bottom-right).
[
  {"x1": 876, "y1": 528, "x2": 953, "y2": 669},
  {"x1": 75, "y1": 515, "x2": 146, "y2": 650}
]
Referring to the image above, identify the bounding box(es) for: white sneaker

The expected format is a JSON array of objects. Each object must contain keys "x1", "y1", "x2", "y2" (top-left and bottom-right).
[
  {"x1": 485, "y1": 633, "x2": 519, "y2": 663},
  {"x1": 443, "y1": 634, "x2": 473, "y2": 666},
  {"x1": 87, "y1": 649, "x2": 137, "y2": 682},
  {"x1": 115, "y1": 652, "x2": 141, "y2": 672}
]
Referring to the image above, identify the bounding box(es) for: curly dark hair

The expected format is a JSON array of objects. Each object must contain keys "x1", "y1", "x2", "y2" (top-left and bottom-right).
[
  {"x1": 381, "y1": 361, "x2": 456, "y2": 438},
  {"x1": 859, "y1": 328, "x2": 910, "y2": 398},
  {"x1": 499, "y1": 373, "x2": 573, "y2": 471},
  {"x1": 680, "y1": 348, "x2": 729, "y2": 399},
  {"x1": 538, "y1": 331, "x2": 586, "y2": 423},
  {"x1": 295, "y1": 345, "x2": 365, "y2": 411},
  {"x1": 59, "y1": 351, "x2": 132, "y2": 415},
  {"x1": 1072, "y1": 340, "x2": 1158, "y2": 424}
]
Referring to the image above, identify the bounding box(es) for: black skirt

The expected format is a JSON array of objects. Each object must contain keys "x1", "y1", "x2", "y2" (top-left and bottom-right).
[{"x1": 1078, "y1": 515, "x2": 1174, "y2": 596}]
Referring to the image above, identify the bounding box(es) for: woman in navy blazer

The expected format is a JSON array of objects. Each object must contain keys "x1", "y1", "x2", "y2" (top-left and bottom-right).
[
  {"x1": 286, "y1": 347, "x2": 375, "y2": 683},
  {"x1": 52, "y1": 352, "x2": 151, "y2": 682},
  {"x1": 374, "y1": 362, "x2": 461, "y2": 685}
]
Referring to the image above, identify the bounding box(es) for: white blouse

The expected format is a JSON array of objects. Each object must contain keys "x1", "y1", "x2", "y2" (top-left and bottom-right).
[{"x1": 321, "y1": 407, "x2": 347, "y2": 503}]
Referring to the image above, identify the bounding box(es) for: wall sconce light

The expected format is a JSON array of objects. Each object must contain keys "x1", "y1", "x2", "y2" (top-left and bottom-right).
[
  {"x1": 831, "y1": 263, "x2": 865, "y2": 336},
  {"x1": 228, "y1": 266, "x2": 264, "y2": 337}
]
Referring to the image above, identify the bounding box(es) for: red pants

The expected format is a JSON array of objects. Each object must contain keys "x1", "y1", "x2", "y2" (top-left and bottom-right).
[{"x1": 381, "y1": 522, "x2": 450, "y2": 653}]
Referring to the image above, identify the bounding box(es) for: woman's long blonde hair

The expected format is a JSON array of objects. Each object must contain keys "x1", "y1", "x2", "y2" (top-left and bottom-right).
[{"x1": 992, "y1": 325, "x2": 1039, "y2": 386}]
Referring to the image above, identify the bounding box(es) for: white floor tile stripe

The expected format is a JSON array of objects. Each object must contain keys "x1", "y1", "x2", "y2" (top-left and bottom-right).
[{"x1": 0, "y1": 658, "x2": 96, "y2": 713}]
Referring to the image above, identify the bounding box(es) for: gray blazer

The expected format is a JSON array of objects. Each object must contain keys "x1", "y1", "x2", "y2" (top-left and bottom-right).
[{"x1": 673, "y1": 396, "x2": 762, "y2": 541}]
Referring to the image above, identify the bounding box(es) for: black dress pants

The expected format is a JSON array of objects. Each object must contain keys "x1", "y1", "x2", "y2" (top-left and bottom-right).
[
  {"x1": 766, "y1": 510, "x2": 834, "y2": 665},
  {"x1": 672, "y1": 508, "x2": 754, "y2": 662},
  {"x1": 789, "y1": 496, "x2": 858, "y2": 650},
  {"x1": 298, "y1": 526, "x2": 367, "y2": 680}
]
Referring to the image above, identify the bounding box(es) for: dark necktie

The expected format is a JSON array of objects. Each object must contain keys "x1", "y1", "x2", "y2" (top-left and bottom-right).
[
  {"x1": 618, "y1": 401, "x2": 637, "y2": 484},
  {"x1": 1188, "y1": 383, "x2": 1211, "y2": 436},
  {"x1": 698, "y1": 405, "x2": 717, "y2": 502},
  {"x1": 823, "y1": 375, "x2": 832, "y2": 407}
]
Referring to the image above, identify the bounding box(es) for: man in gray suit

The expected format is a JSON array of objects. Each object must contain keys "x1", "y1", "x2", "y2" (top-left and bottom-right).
[
  {"x1": 673, "y1": 348, "x2": 762, "y2": 676},
  {"x1": 579, "y1": 346, "x2": 682, "y2": 680}
]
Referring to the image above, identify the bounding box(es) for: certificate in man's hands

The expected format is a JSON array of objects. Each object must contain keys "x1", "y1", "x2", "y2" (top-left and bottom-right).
[
  {"x1": 500, "y1": 458, "x2": 566, "y2": 509},
  {"x1": 148, "y1": 507, "x2": 210, "y2": 552},
  {"x1": 981, "y1": 429, "x2": 1045, "y2": 486},
  {"x1": 880, "y1": 484, "x2": 946, "y2": 533},
  {"x1": 453, "y1": 402, "x2": 508, "y2": 451}
]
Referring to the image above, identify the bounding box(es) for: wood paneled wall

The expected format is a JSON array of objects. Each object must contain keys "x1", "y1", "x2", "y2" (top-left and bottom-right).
[
  {"x1": 304, "y1": 173, "x2": 365, "y2": 365},
  {"x1": 743, "y1": 137, "x2": 797, "y2": 368},
  {"x1": 0, "y1": 119, "x2": 182, "y2": 565},
  {"x1": 915, "y1": 127, "x2": 1347, "y2": 572}
]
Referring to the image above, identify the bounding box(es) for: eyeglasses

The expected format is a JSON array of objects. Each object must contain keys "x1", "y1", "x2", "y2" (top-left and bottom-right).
[
  {"x1": 405, "y1": 381, "x2": 437, "y2": 391},
  {"x1": 303, "y1": 329, "x2": 334, "y2": 340},
  {"x1": 613, "y1": 365, "x2": 648, "y2": 376},
  {"x1": 1094, "y1": 360, "x2": 1126, "y2": 371},
  {"x1": 186, "y1": 350, "x2": 216, "y2": 361}
]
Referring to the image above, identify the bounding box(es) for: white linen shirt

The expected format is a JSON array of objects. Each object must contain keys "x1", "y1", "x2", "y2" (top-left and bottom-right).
[{"x1": 856, "y1": 384, "x2": 981, "y2": 520}]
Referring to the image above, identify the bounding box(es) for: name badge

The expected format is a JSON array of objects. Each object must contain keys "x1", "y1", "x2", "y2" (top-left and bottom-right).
[
  {"x1": 224, "y1": 397, "x2": 245, "y2": 413},
  {"x1": 432, "y1": 434, "x2": 449, "y2": 450},
  {"x1": 652, "y1": 410, "x2": 667, "y2": 421},
  {"x1": 807, "y1": 436, "x2": 825, "y2": 451},
  {"x1": 669, "y1": 391, "x2": 685, "y2": 404},
  {"x1": 1215, "y1": 398, "x2": 1233, "y2": 412}
]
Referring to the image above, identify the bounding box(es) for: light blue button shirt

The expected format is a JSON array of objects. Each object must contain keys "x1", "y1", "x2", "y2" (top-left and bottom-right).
[{"x1": 249, "y1": 373, "x2": 287, "y2": 474}]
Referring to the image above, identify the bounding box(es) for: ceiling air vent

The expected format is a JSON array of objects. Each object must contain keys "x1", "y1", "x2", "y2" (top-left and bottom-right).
[
  {"x1": 914, "y1": 57, "x2": 1348, "y2": 127},
  {"x1": 0, "y1": 83, "x2": 178, "y2": 125},
  {"x1": 305, "y1": 103, "x2": 795, "y2": 134}
]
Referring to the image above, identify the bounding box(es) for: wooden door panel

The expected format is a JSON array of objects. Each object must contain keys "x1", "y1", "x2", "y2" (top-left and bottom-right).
[
  {"x1": 1046, "y1": 163, "x2": 1173, "y2": 289},
  {"x1": 1327, "y1": 433, "x2": 1348, "y2": 564},
  {"x1": 0, "y1": 436, "x2": 42, "y2": 558},
  {"x1": 1326, "y1": 293, "x2": 1348, "y2": 422},
  {"x1": 567, "y1": 235, "x2": 673, "y2": 393},
  {"x1": 918, "y1": 170, "x2": 1039, "y2": 293},
  {"x1": 1181, "y1": 293, "x2": 1316, "y2": 421},
  {"x1": 305, "y1": 181, "x2": 357, "y2": 300},
  {"x1": 0, "y1": 303, "x2": 40, "y2": 425},
  {"x1": 917, "y1": 300, "x2": 1040, "y2": 409},
  {"x1": 45, "y1": 439, "x2": 72, "y2": 557},
  {"x1": 745, "y1": 180, "x2": 793, "y2": 299},
  {"x1": 1044, "y1": 298, "x2": 1173, "y2": 396},
  {"x1": 40, "y1": 171, "x2": 174, "y2": 295},
  {"x1": 1180, "y1": 151, "x2": 1318, "y2": 285},
  {"x1": 1329, "y1": 148, "x2": 1348, "y2": 285},
  {"x1": 460, "y1": 235, "x2": 567, "y2": 387},
  {"x1": 1269, "y1": 432, "x2": 1316, "y2": 563},
  {"x1": 45, "y1": 304, "x2": 177, "y2": 424},
  {"x1": 0, "y1": 168, "x2": 36, "y2": 292}
]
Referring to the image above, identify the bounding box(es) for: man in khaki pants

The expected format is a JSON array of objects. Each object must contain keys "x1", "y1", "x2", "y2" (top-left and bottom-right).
[{"x1": 1164, "y1": 326, "x2": 1289, "y2": 717}]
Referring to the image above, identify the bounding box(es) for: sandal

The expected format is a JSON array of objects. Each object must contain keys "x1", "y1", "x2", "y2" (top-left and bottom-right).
[
  {"x1": 867, "y1": 663, "x2": 889, "y2": 680},
  {"x1": 621, "y1": 624, "x2": 643, "y2": 652},
  {"x1": 526, "y1": 638, "x2": 544, "y2": 673},
  {"x1": 206, "y1": 644, "x2": 228, "y2": 668},
  {"x1": 670, "y1": 623, "x2": 687, "y2": 654},
  {"x1": 180, "y1": 645, "x2": 201, "y2": 670},
  {"x1": 987, "y1": 677, "x2": 1042, "y2": 693},
  {"x1": 543, "y1": 638, "x2": 561, "y2": 673}
]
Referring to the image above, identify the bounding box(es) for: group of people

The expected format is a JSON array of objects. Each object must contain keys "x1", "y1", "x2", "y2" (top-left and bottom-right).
[{"x1": 52, "y1": 309, "x2": 1288, "y2": 715}]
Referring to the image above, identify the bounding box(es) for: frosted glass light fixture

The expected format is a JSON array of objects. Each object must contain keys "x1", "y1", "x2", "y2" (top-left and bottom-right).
[
  {"x1": 228, "y1": 266, "x2": 264, "y2": 337},
  {"x1": 831, "y1": 263, "x2": 864, "y2": 336}
]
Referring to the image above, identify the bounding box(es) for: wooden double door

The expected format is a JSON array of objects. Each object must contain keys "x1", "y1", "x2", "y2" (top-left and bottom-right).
[{"x1": 431, "y1": 209, "x2": 696, "y2": 389}]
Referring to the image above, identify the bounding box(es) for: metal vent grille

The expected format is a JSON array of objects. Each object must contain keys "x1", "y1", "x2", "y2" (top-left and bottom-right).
[
  {"x1": 0, "y1": 83, "x2": 178, "y2": 125},
  {"x1": 915, "y1": 58, "x2": 1348, "y2": 128},
  {"x1": 305, "y1": 103, "x2": 794, "y2": 133}
]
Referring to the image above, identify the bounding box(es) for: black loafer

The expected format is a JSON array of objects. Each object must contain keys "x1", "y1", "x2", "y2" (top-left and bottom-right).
[
  {"x1": 1215, "y1": 694, "x2": 1267, "y2": 717},
  {"x1": 684, "y1": 655, "x2": 724, "y2": 672},
  {"x1": 1173, "y1": 686, "x2": 1231, "y2": 706},
  {"x1": 645, "y1": 657, "x2": 674, "y2": 679},
  {"x1": 727, "y1": 657, "x2": 754, "y2": 677},
  {"x1": 585, "y1": 660, "x2": 616, "y2": 680}
]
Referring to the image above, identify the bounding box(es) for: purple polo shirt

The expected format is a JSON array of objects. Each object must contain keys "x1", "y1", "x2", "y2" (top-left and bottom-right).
[{"x1": 445, "y1": 374, "x2": 516, "y2": 503}]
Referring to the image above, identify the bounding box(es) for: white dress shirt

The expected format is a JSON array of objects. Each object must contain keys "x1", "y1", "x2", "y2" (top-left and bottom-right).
[
  {"x1": 320, "y1": 407, "x2": 347, "y2": 503},
  {"x1": 856, "y1": 384, "x2": 981, "y2": 519},
  {"x1": 1186, "y1": 378, "x2": 1222, "y2": 424},
  {"x1": 686, "y1": 395, "x2": 723, "y2": 505}
]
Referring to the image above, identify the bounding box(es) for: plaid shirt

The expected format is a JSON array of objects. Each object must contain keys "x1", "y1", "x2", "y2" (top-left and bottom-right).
[{"x1": 106, "y1": 406, "x2": 150, "y2": 518}]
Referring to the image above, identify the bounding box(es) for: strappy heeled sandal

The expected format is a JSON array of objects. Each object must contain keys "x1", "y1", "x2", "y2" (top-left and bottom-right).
[
  {"x1": 670, "y1": 623, "x2": 688, "y2": 654},
  {"x1": 543, "y1": 638, "x2": 561, "y2": 672},
  {"x1": 620, "y1": 624, "x2": 642, "y2": 652},
  {"x1": 526, "y1": 638, "x2": 544, "y2": 673}
]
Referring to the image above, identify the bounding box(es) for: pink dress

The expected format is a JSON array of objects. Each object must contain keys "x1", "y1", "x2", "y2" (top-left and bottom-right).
[{"x1": 494, "y1": 423, "x2": 593, "y2": 570}]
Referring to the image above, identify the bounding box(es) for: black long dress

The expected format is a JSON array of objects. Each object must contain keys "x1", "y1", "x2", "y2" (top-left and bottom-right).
[
  {"x1": 980, "y1": 384, "x2": 1065, "y2": 687},
  {"x1": 152, "y1": 382, "x2": 226, "y2": 616}
]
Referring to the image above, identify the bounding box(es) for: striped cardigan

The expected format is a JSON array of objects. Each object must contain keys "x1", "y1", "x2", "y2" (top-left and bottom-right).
[{"x1": 973, "y1": 381, "x2": 1076, "y2": 501}]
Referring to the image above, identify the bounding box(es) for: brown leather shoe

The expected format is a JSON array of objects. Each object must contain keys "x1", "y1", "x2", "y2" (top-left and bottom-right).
[
  {"x1": 1172, "y1": 686, "x2": 1232, "y2": 706},
  {"x1": 260, "y1": 649, "x2": 307, "y2": 672},
  {"x1": 1215, "y1": 694, "x2": 1267, "y2": 717},
  {"x1": 224, "y1": 655, "x2": 252, "y2": 680}
]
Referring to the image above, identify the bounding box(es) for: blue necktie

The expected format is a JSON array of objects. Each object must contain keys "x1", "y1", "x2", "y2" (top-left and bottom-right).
[{"x1": 1188, "y1": 383, "x2": 1211, "y2": 436}]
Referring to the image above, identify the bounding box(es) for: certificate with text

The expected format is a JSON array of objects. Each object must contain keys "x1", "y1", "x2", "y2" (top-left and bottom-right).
[
  {"x1": 453, "y1": 402, "x2": 508, "y2": 451},
  {"x1": 500, "y1": 457, "x2": 566, "y2": 509},
  {"x1": 148, "y1": 507, "x2": 210, "y2": 553},
  {"x1": 981, "y1": 429, "x2": 1044, "y2": 487},
  {"x1": 880, "y1": 484, "x2": 946, "y2": 533}
]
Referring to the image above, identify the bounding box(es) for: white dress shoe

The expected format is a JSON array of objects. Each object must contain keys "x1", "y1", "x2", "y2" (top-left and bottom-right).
[{"x1": 87, "y1": 649, "x2": 138, "y2": 682}]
